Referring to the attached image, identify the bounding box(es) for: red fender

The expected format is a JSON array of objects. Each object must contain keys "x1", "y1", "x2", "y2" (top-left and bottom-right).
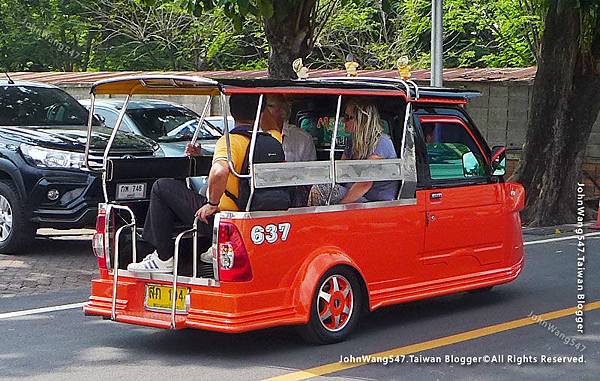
[{"x1": 290, "y1": 246, "x2": 367, "y2": 322}]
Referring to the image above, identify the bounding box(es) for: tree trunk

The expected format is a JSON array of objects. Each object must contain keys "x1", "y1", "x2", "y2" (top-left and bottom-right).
[
  {"x1": 512, "y1": 2, "x2": 600, "y2": 226},
  {"x1": 263, "y1": 0, "x2": 316, "y2": 79}
]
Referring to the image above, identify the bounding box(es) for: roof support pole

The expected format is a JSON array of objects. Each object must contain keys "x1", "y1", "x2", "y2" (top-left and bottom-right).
[{"x1": 431, "y1": 0, "x2": 444, "y2": 87}]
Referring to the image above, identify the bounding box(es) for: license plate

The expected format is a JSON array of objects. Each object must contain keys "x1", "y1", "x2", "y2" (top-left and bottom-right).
[
  {"x1": 116, "y1": 183, "x2": 146, "y2": 200},
  {"x1": 144, "y1": 284, "x2": 188, "y2": 312}
]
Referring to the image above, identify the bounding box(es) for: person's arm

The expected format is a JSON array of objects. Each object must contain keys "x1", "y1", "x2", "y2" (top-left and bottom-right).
[
  {"x1": 184, "y1": 143, "x2": 202, "y2": 157},
  {"x1": 340, "y1": 182, "x2": 373, "y2": 203},
  {"x1": 195, "y1": 160, "x2": 229, "y2": 223},
  {"x1": 339, "y1": 154, "x2": 381, "y2": 204}
]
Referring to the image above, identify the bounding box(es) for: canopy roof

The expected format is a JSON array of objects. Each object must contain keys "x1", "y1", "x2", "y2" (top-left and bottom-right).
[{"x1": 90, "y1": 74, "x2": 479, "y2": 103}]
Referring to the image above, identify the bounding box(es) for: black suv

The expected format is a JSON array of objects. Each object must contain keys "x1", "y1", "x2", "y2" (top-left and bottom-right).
[{"x1": 0, "y1": 80, "x2": 161, "y2": 253}]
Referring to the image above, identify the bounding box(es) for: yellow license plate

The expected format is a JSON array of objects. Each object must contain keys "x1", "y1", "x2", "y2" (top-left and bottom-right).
[{"x1": 145, "y1": 284, "x2": 188, "y2": 312}]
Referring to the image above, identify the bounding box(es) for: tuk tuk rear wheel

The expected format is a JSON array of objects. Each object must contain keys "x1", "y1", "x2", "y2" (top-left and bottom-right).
[{"x1": 298, "y1": 266, "x2": 361, "y2": 344}]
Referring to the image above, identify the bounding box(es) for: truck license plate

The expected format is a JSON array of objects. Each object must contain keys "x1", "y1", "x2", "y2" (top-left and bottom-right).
[
  {"x1": 116, "y1": 183, "x2": 146, "y2": 200},
  {"x1": 145, "y1": 284, "x2": 188, "y2": 312}
]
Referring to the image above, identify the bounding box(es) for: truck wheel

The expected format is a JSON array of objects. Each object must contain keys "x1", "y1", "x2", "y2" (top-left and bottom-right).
[
  {"x1": 0, "y1": 181, "x2": 35, "y2": 254},
  {"x1": 299, "y1": 267, "x2": 362, "y2": 344}
]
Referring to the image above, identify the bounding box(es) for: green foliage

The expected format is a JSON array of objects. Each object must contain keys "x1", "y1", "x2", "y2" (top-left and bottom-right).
[{"x1": 0, "y1": 0, "x2": 547, "y2": 72}]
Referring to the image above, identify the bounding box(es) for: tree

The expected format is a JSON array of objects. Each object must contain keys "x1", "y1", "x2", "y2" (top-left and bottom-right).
[
  {"x1": 512, "y1": 0, "x2": 600, "y2": 225},
  {"x1": 182, "y1": 0, "x2": 353, "y2": 78}
]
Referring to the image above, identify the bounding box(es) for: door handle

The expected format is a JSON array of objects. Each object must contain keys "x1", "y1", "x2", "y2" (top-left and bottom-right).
[{"x1": 430, "y1": 192, "x2": 443, "y2": 200}]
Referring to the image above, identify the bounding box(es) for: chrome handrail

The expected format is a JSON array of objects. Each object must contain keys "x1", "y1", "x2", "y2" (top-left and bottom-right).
[
  {"x1": 245, "y1": 94, "x2": 264, "y2": 211},
  {"x1": 400, "y1": 102, "x2": 412, "y2": 161},
  {"x1": 406, "y1": 80, "x2": 420, "y2": 99},
  {"x1": 111, "y1": 221, "x2": 134, "y2": 320},
  {"x1": 190, "y1": 96, "x2": 212, "y2": 147},
  {"x1": 171, "y1": 218, "x2": 199, "y2": 329},
  {"x1": 109, "y1": 204, "x2": 138, "y2": 262},
  {"x1": 108, "y1": 203, "x2": 137, "y2": 320},
  {"x1": 84, "y1": 93, "x2": 97, "y2": 172},
  {"x1": 327, "y1": 95, "x2": 343, "y2": 205},
  {"x1": 101, "y1": 94, "x2": 132, "y2": 203},
  {"x1": 310, "y1": 76, "x2": 418, "y2": 101},
  {"x1": 220, "y1": 93, "x2": 249, "y2": 179}
]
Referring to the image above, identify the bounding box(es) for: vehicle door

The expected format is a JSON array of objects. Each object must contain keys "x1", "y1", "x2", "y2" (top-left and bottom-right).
[{"x1": 417, "y1": 113, "x2": 506, "y2": 281}]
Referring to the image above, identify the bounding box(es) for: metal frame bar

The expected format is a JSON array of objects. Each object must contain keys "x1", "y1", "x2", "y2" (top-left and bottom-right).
[
  {"x1": 219, "y1": 198, "x2": 418, "y2": 220},
  {"x1": 212, "y1": 213, "x2": 221, "y2": 283},
  {"x1": 111, "y1": 221, "x2": 134, "y2": 320},
  {"x1": 171, "y1": 222, "x2": 197, "y2": 328},
  {"x1": 311, "y1": 76, "x2": 419, "y2": 101},
  {"x1": 327, "y1": 95, "x2": 343, "y2": 205},
  {"x1": 245, "y1": 94, "x2": 265, "y2": 211},
  {"x1": 84, "y1": 93, "x2": 96, "y2": 172},
  {"x1": 101, "y1": 94, "x2": 131, "y2": 203},
  {"x1": 220, "y1": 93, "x2": 248, "y2": 179},
  {"x1": 108, "y1": 204, "x2": 137, "y2": 320},
  {"x1": 190, "y1": 95, "x2": 212, "y2": 146},
  {"x1": 400, "y1": 102, "x2": 412, "y2": 160}
]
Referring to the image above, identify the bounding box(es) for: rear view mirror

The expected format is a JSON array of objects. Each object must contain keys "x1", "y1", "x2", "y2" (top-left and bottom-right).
[{"x1": 491, "y1": 146, "x2": 506, "y2": 176}]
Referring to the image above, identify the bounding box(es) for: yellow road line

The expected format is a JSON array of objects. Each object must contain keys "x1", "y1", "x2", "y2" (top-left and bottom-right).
[{"x1": 266, "y1": 301, "x2": 600, "y2": 381}]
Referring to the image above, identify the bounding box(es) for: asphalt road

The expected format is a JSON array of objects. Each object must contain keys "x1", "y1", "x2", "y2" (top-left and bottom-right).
[{"x1": 0, "y1": 234, "x2": 598, "y2": 381}]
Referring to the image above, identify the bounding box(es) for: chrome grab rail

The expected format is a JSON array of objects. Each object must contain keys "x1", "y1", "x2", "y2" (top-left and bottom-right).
[
  {"x1": 190, "y1": 96, "x2": 212, "y2": 147},
  {"x1": 108, "y1": 204, "x2": 137, "y2": 320},
  {"x1": 112, "y1": 222, "x2": 134, "y2": 320},
  {"x1": 220, "y1": 93, "x2": 249, "y2": 179},
  {"x1": 406, "y1": 80, "x2": 420, "y2": 99},
  {"x1": 101, "y1": 94, "x2": 132, "y2": 203},
  {"x1": 170, "y1": 218, "x2": 200, "y2": 329},
  {"x1": 310, "y1": 76, "x2": 419, "y2": 101},
  {"x1": 245, "y1": 94, "x2": 265, "y2": 211},
  {"x1": 327, "y1": 95, "x2": 343, "y2": 205},
  {"x1": 84, "y1": 93, "x2": 97, "y2": 172}
]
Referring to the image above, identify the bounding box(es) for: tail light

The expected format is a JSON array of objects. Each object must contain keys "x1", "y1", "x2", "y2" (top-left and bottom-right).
[
  {"x1": 217, "y1": 222, "x2": 252, "y2": 282},
  {"x1": 92, "y1": 205, "x2": 107, "y2": 269}
]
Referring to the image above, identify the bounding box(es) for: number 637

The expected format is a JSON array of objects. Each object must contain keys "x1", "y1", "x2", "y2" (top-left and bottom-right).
[{"x1": 251, "y1": 223, "x2": 291, "y2": 245}]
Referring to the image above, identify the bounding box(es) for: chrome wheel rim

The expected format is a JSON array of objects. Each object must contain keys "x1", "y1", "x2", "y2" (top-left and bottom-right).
[
  {"x1": 317, "y1": 274, "x2": 354, "y2": 332},
  {"x1": 0, "y1": 195, "x2": 12, "y2": 242}
]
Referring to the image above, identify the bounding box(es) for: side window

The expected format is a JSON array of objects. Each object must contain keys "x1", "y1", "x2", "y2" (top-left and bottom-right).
[
  {"x1": 299, "y1": 115, "x2": 349, "y2": 149},
  {"x1": 298, "y1": 114, "x2": 391, "y2": 150},
  {"x1": 95, "y1": 108, "x2": 119, "y2": 129},
  {"x1": 421, "y1": 121, "x2": 487, "y2": 180}
]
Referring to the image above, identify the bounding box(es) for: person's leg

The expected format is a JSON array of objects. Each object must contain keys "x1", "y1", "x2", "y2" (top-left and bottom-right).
[{"x1": 142, "y1": 178, "x2": 207, "y2": 261}]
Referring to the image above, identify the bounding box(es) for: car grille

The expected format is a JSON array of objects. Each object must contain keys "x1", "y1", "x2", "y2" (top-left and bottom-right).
[{"x1": 86, "y1": 150, "x2": 155, "y2": 170}]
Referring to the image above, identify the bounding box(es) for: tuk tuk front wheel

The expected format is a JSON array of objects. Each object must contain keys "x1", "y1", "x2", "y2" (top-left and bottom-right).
[{"x1": 299, "y1": 266, "x2": 362, "y2": 344}]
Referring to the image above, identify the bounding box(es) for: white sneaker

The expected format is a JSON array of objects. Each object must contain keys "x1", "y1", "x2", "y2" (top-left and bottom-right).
[
  {"x1": 200, "y1": 248, "x2": 213, "y2": 264},
  {"x1": 127, "y1": 252, "x2": 173, "y2": 273}
]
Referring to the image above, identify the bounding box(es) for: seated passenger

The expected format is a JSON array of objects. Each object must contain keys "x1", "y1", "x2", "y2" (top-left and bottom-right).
[
  {"x1": 308, "y1": 99, "x2": 399, "y2": 205},
  {"x1": 262, "y1": 94, "x2": 316, "y2": 207},
  {"x1": 128, "y1": 94, "x2": 282, "y2": 273},
  {"x1": 261, "y1": 94, "x2": 316, "y2": 162}
]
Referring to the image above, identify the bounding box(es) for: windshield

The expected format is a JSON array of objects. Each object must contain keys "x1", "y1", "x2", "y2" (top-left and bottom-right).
[
  {"x1": 0, "y1": 86, "x2": 98, "y2": 126},
  {"x1": 126, "y1": 107, "x2": 222, "y2": 142}
]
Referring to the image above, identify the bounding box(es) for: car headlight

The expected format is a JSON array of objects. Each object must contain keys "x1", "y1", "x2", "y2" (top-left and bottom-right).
[{"x1": 20, "y1": 144, "x2": 85, "y2": 169}]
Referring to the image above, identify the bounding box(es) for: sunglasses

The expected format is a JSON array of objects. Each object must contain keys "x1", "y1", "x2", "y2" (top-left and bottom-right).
[{"x1": 343, "y1": 114, "x2": 354, "y2": 122}]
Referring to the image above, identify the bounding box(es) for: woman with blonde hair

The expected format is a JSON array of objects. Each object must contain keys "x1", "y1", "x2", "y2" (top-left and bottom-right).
[{"x1": 309, "y1": 99, "x2": 399, "y2": 205}]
